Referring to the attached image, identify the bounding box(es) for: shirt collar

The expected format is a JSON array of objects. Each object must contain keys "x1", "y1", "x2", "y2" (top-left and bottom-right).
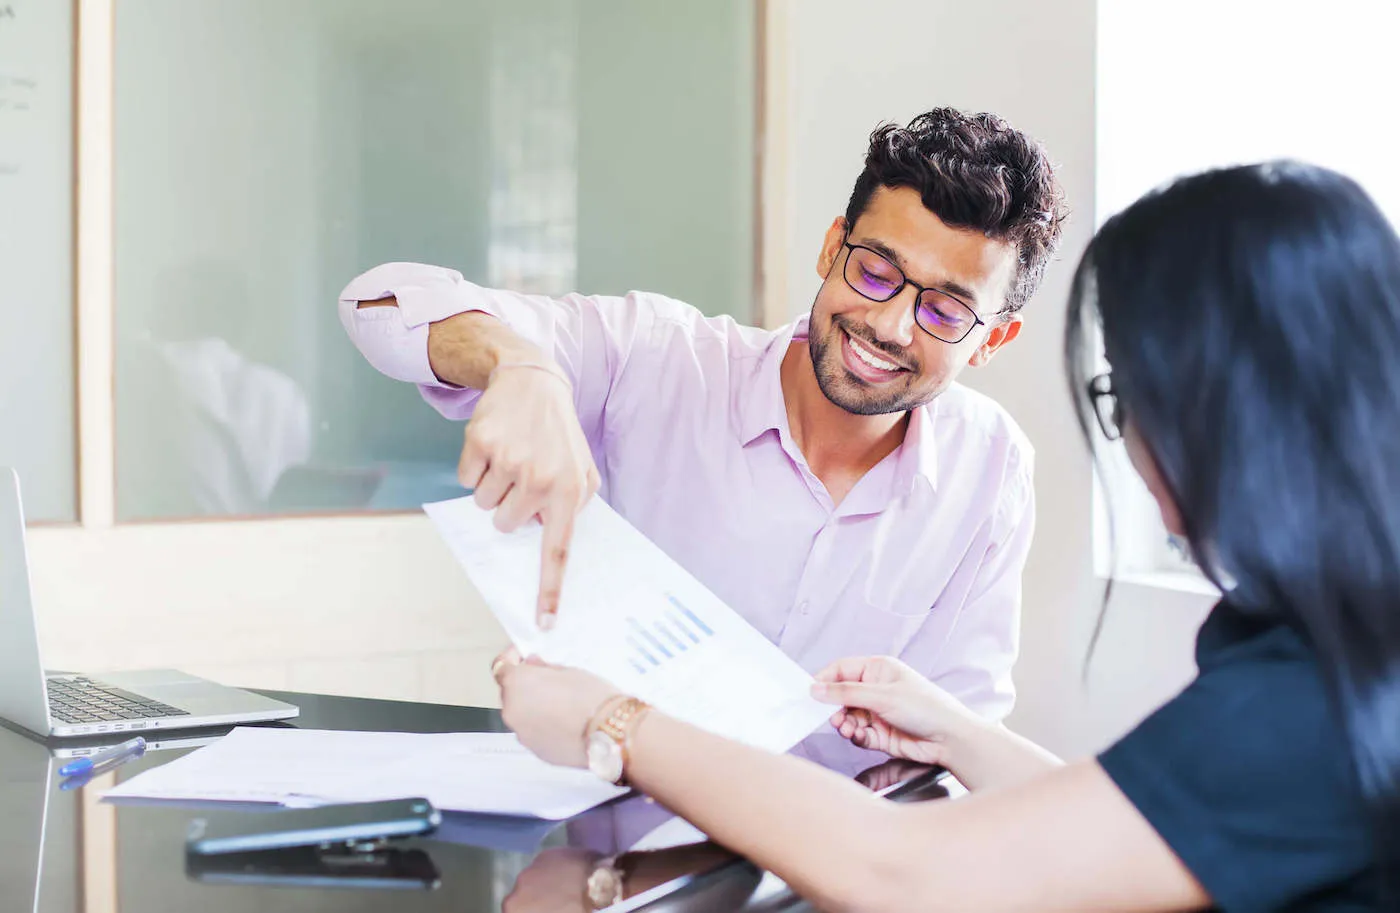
[
  {"x1": 894, "y1": 400, "x2": 940, "y2": 497},
  {"x1": 733, "y1": 316, "x2": 805, "y2": 447},
  {"x1": 732, "y1": 314, "x2": 940, "y2": 497}
]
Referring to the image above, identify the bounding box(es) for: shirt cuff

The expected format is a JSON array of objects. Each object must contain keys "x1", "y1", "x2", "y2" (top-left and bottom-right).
[{"x1": 338, "y1": 262, "x2": 510, "y2": 388}]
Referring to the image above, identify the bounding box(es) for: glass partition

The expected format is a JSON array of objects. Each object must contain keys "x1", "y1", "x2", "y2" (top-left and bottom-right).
[{"x1": 114, "y1": 0, "x2": 757, "y2": 520}]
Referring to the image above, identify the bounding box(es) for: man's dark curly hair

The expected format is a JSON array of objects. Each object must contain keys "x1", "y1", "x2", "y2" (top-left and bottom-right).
[{"x1": 843, "y1": 108, "x2": 1068, "y2": 315}]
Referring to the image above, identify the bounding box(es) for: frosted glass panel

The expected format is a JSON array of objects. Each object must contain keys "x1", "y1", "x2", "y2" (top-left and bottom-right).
[
  {"x1": 114, "y1": 0, "x2": 756, "y2": 520},
  {"x1": 0, "y1": 1, "x2": 77, "y2": 522}
]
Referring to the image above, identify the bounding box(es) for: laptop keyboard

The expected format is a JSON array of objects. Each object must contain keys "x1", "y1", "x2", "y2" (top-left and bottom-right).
[{"x1": 46, "y1": 677, "x2": 189, "y2": 724}]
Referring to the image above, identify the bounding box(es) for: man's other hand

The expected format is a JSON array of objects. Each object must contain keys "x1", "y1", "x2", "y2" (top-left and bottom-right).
[{"x1": 459, "y1": 362, "x2": 600, "y2": 629}]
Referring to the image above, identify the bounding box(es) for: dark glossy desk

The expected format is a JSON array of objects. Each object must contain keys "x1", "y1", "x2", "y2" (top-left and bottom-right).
[{"x1": 0, "y1": 689, "x2": 951, "y2": 912}]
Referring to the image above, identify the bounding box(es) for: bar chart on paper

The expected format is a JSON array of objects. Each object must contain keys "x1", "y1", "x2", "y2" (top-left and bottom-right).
[
  {"x1": 624, "y1": 595, "x2": 715, "y2": 674},
  {"x1": 422, "y1": 496, "x2": 833, "y2": 754}
]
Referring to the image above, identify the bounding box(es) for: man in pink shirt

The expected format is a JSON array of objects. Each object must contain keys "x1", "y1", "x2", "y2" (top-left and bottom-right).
[{"x1": 340, "y1": 108, "x2": 1066, "y2": 720}]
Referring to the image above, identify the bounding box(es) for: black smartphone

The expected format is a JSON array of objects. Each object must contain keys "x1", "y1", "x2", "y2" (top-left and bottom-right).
[
  {"x1": 185, "y1": 845, "x2": 441, "y2": 890},
  {"x1": 185, "y1": 798, "x2": 440, "y2": 855}
]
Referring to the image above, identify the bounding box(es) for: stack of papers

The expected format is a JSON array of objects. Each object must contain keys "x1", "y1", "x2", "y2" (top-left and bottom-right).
[
  {"x1": 104, "y1": 728, "x2": 626, "y2": 820},
  {"x1": 109, "y1": 497, "x2": 830, "y2": 821},
  {"x1": 424, "y1": 496, "x2": 831, "y2": 753}
]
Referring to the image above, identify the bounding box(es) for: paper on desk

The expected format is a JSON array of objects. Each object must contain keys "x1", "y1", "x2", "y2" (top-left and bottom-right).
[
  {"x1": 102, "y1": 727, "x2": 626, "y2": 820},
  {"x1": 423, "y1": 496, "x2": 831, "y2": 754}
]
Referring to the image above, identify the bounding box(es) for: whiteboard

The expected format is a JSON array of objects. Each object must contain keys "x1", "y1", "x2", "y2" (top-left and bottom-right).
[{"x1": 0, "y1": 0, "x2": 77, "y2": 521}]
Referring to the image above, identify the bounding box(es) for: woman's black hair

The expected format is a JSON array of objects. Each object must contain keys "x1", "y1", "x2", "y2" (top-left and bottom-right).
[{"x1": 1066, "y1": 161, "x2": 1400, "y2": 900}]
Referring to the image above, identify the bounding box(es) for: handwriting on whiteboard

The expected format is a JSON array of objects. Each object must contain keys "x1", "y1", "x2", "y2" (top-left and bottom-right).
[
  {"x1": 1, "y1": 0, "x2": 31, "y2": 170},
  {"x1": 0, "y1": 66, "x2": 36, "y2": 173}
]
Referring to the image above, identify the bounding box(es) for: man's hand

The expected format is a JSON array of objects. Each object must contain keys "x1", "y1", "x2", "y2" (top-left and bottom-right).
[
  {"x1": 458, "y1": 362, "x2": 601, "y2": 629},
  {"x1": 358, "y1": 301, "x2": 600, "y2": 630}
]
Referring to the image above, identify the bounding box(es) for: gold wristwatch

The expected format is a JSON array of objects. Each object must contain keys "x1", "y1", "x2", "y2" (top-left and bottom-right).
[
  {"x1": 585, "y1": 854, "x2": 629, "y2": 909},
  {"x1": 585, "y1": 696, "x2": 650, "y2": 786}
]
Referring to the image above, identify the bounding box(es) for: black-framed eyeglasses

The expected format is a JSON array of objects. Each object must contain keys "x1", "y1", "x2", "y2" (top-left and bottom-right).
[
  {"x1": 1088, "y1": 373, "x2": 1123, "y2": 441},
  {"x1": 840, "y1": 239, "x2": 986, "y2": 344}
]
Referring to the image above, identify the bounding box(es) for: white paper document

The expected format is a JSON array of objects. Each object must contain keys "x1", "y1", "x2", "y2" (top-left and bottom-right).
[
  {"x1": 103, "y1": 727, "x2": 626, "y2": 820},
  {"x1": 423, "y1": 496, "x2": 831, "y2": 753}
]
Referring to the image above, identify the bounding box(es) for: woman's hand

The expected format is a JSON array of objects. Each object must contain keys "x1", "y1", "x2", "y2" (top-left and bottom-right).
[
  {"x1": 811, "y1": 655, "x2": 986, "y2": 768},
  {"x1": 494, "y1": 647, "x2": 622, "y2": 769}
]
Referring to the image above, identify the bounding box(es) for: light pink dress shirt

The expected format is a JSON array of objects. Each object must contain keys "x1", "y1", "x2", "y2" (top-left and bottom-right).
[{"x1": 339, "y1": 263, "x2": 1034, "y2": 720}]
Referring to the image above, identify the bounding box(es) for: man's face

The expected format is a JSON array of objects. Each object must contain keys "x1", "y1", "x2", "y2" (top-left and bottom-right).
[{"x1": 808, "y1": 186, "x2": 1021, "y2": 415}]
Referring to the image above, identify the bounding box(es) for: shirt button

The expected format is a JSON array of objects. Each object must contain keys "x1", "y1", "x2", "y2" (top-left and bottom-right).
[{"x1": 797, "y1": 600, "x2": 810, "y2": 615}]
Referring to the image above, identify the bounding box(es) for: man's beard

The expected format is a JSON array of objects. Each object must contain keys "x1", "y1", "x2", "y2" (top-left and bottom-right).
[{"x1": 808, "y1": 312, "x2": 927, "y2": 416}]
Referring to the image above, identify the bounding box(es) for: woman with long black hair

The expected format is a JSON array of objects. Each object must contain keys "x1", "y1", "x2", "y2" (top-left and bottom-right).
[{"x1": 494, "y1": 161, "x2": 1394, "y2": 910}]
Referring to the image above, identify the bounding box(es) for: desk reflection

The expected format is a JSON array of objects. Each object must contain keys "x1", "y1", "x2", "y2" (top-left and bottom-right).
[{"x1": 1, "y1": 697, "x2": 949, "y2": 912}]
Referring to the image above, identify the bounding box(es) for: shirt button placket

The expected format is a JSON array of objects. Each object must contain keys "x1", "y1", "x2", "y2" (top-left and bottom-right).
[{"x1": 782, "y1": 519, "x2": 832, "y2": 647}]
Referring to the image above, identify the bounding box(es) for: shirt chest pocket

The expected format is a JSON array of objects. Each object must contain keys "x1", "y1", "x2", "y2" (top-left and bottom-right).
[
  {"x1": 840, "y1": 536, "x2": 970, "y2": 660},
  {"x1": 856, "y1": 548, "x2": 965, "y2": 618},
  {"x1": 840, "y1": 509, "x2": 976, "y2": 615},
  {"x1": 827, "y1": 561, "x2": 944, "y2": 656},
  {"x1": 851, "y1": 602, "x2": 935, "y2": 658}
]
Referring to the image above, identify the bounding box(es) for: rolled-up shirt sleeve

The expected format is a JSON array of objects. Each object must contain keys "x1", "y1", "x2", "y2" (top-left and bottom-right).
[
  {"x1": 338, "y1": 262, "x2": 656, "y2": 434},
  {"x1": 338, "y1": 261, "x2": 487, "y2": 388}
]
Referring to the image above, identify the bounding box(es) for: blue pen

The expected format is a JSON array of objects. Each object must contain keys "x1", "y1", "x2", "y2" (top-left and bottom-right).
[{"x1": 59, "y1": 736, "x2": 146, "y2": 777}]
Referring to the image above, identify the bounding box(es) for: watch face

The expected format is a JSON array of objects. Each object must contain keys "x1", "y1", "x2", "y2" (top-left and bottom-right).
[
  {"x1": 587, "y1": 866, "x2": 625, "y2": 908},
  {"x1": 587, "y1": 731, "x2": 624, "y2": 784}
]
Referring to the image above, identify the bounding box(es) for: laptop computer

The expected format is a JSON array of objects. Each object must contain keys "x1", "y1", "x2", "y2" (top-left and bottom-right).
[{"x1": 0, "y1": 467, "x2": 299, "y2": 739}]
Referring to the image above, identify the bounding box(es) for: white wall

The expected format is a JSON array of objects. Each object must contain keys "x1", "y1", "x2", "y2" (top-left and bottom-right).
[
  {"x1": 1098, "y1": 0, "x2": 1400, "y2": 225},
  {"x1": 31, "y1": 0, "x2": 1216, "y2": 758},
  {"x1": 28, "y1": 516, "x2": 506, "y2": 707}
]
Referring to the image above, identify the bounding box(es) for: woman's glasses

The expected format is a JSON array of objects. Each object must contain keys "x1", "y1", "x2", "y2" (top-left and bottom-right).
[{"x1": 1088, "y1": 373, "x2": 1123, "y2": 441}]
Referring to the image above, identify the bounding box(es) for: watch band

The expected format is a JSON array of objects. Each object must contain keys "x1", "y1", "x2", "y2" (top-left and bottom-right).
[{"x1": 591, "y1": 696, "x2": 650, "y2": 786}]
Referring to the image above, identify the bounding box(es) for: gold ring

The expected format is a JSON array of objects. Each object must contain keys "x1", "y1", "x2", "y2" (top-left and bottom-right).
[{"x1": 490, "y1": 657, "x2": 507, "y2": 681}]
